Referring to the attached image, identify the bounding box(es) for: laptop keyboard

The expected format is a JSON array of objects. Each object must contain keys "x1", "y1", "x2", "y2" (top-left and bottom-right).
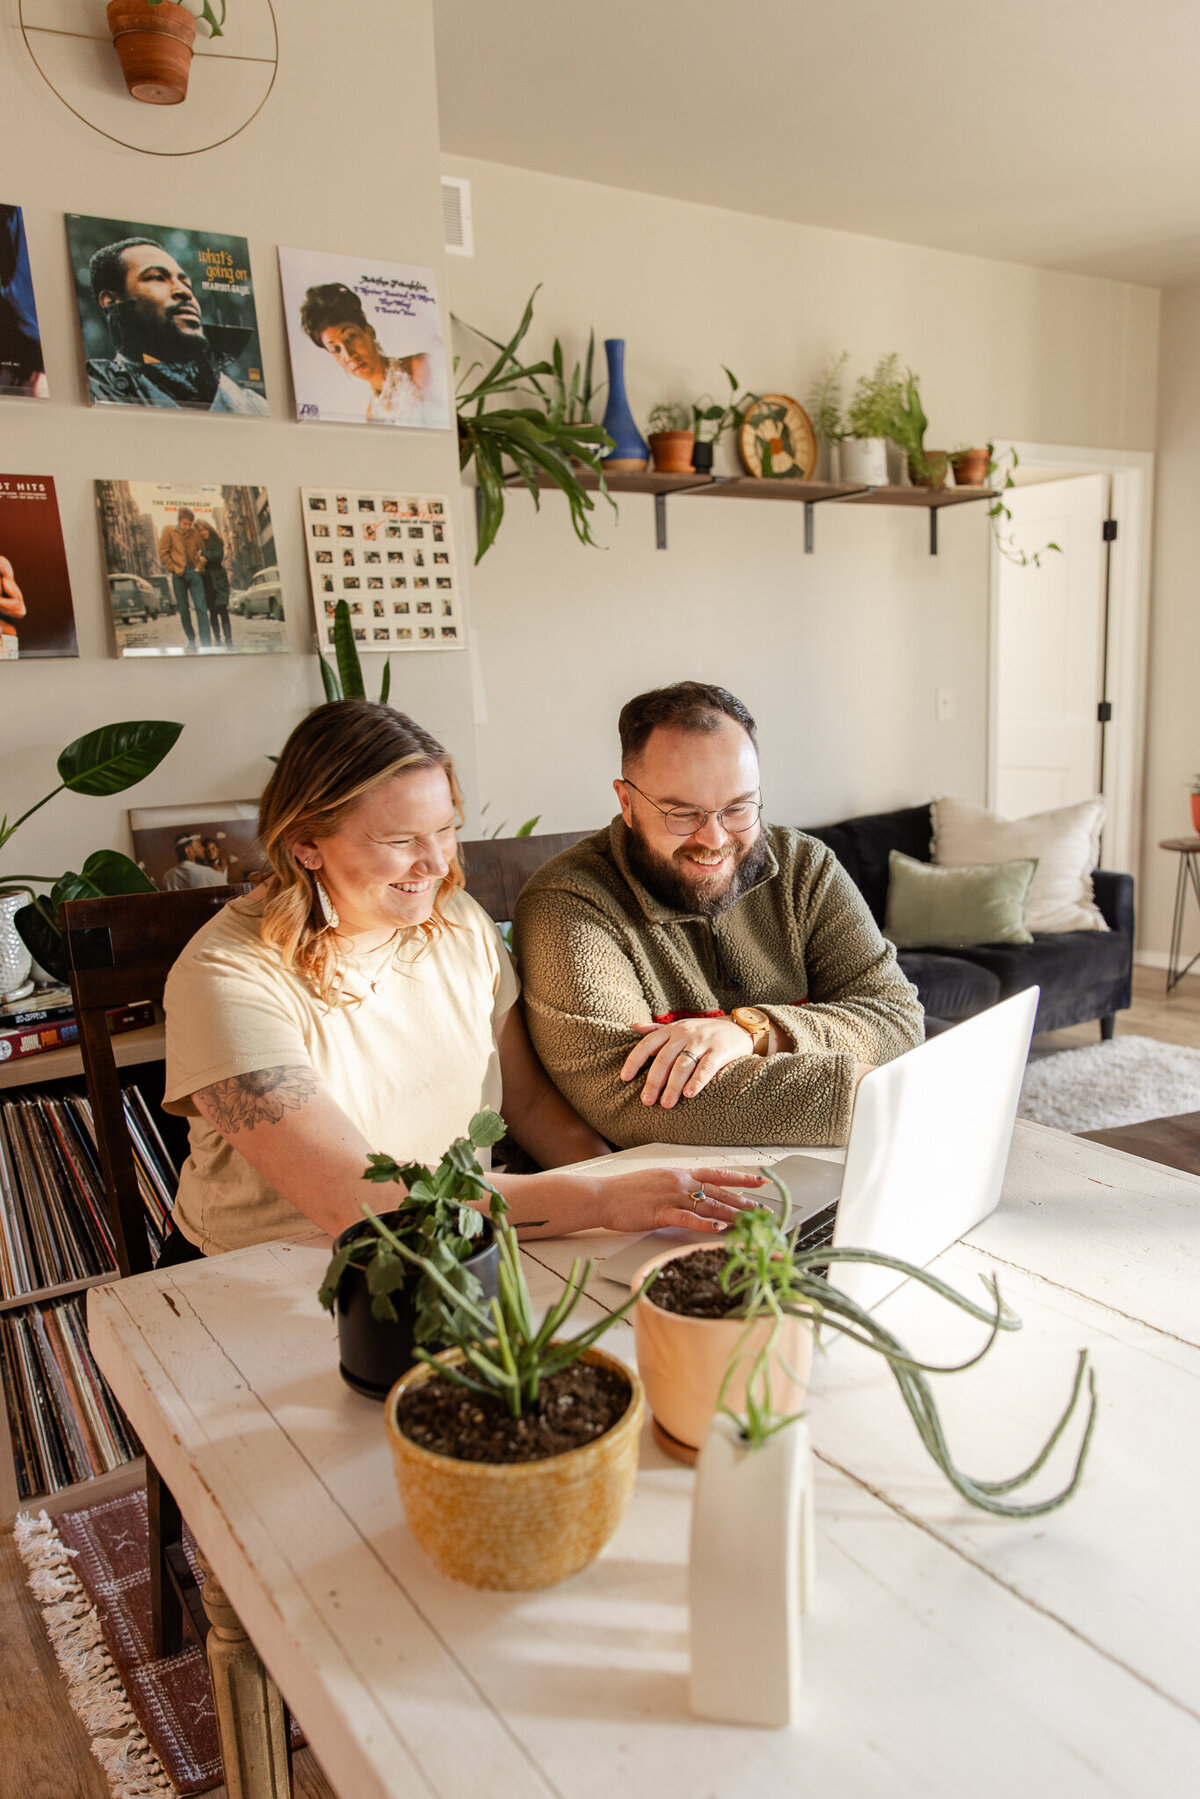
[{"x1": 789, "y1": 1199, "x2": 838, "y2": 1259}]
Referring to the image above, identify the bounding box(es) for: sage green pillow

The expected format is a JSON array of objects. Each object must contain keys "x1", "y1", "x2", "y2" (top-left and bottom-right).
[{"x1": 884, "y1": 850, "x2": 1037, "y2": 949}]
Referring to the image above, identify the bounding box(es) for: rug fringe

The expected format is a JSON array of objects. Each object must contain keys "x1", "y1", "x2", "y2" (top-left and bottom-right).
[{"x1": 14, "y1": 1509, "x2": 176, "y2": 1798}]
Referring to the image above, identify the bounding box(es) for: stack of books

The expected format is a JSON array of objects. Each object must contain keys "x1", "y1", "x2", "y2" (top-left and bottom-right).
[
  {"x1": 0, "y1": 1085, "x2": 177, "y2": 1299},
  {"x1": 0, "y1": 1293, "x2": 141, "y2": 1499},
  {"x1": 0, "y1": 986, "x2": 156, "y2": 1066}
]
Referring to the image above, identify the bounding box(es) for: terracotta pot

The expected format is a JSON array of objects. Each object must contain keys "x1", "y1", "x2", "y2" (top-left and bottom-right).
[
  {"x1": 649, "y1": 431, "x2": 696, "y2": 474},
  {"x1": 631, "y1": 1244, "x2": 813, "y2": 1464},
  {"x1": 386, "y1": 1345, "x2": 644, "y2": 1589},
  {"x1": 910, "y1": 449, "x2": 949, "y2": 491},
  {"x1": 107, "y1": 0, "x2": 196, "y2": 106},
  {"x1": 949, "y1": 447, "x2": 990, "y2": 488},
  {"x1": 1191, "y1": 793, "x2": 1200, "y2": 836}
]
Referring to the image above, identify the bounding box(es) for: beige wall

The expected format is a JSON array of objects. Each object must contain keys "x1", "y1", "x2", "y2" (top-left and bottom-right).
[
  {"x1": 1143, "y1": 280, "x2": 1200, "y2": 962},
  {"x1": 0, "y1": 0, "x2": 476, "y2": 890},
  {"x1": 443, "y1": 156, "x2": 1160, "y2": 839}
]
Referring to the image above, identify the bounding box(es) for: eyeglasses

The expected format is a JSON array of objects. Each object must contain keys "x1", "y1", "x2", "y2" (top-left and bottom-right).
[{"x1": 621, "y1": 778, "x2": 762, "y2": 837}]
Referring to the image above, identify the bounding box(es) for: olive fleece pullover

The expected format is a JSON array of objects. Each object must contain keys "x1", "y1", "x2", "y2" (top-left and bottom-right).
[{"x1": 513, "y1": 820, "x2": 924, "y2": 1149}]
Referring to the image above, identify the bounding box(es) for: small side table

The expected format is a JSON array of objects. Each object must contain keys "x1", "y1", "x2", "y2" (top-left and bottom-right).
[{"x1": 1160, "y1": 837, "x2": 1200, "y2": 992}]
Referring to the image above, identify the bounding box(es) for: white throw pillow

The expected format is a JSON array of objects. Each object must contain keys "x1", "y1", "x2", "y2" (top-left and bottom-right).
[{"x1": 931, "y1": 795, "x2": 1108, "y2": 933}]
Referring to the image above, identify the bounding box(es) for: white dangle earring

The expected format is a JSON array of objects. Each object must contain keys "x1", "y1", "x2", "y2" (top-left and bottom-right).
[{"x1": 314, "y1": 877, "x2": 339, "y2": 930}]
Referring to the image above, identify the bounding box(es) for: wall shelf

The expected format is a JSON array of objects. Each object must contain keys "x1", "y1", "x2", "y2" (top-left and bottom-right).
[{"x1": 490, "y1": 470, "x2": 997, "y2": 555}]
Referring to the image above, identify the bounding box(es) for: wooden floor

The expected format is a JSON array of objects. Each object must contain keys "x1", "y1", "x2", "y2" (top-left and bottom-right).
[{"x1": 4, "y1": 962, "x2": 1198, "y2": 1799}]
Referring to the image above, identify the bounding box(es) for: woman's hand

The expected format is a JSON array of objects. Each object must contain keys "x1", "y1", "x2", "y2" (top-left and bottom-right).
[
  {"x1": 621, "y1": 1017, "x2": 753, "y2": 1109},
  {"x1": 588, "y1": 1165, "x2": 768, "y2": 1235}
]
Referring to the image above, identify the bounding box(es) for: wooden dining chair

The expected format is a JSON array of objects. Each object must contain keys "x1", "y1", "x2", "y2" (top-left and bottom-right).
[
  {"x1": 458, "y1": 830, "x2": 592, "y2": 923},
  {"x1": 63, "y1": 884, "x2": 249, "y2": 1659}
]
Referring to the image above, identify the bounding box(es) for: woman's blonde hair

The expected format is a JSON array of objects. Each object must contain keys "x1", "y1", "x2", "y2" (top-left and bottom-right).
[{"x1": 257, "y1": 700, "x2": 465, "y2": 1006}]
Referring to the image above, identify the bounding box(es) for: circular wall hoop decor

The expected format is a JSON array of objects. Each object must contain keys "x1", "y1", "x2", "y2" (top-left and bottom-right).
[
  {"x1": 737, "y1": 394, "x2": 818, "y2": 481},
  {"x1": 20, "y1": 0, "x2": 278, "y2": 157}
]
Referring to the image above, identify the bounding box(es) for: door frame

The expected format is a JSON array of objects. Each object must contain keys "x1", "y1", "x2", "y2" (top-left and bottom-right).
[{"x1": 987, "y1": 442, "x2": 1154, "y2": 878}]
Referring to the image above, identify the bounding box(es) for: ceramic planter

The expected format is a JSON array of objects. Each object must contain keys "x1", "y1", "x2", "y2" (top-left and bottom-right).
[
  {"x1": 386, "y1": 1345, "x2": 644, "y2": 1589},
  {"x1": 332, "y1": 1213, "x2": 499, "y2": 1401},
  {"x1": 690, "y1": 1412, "x2": 814, "y2": 1727},
  {"x1": 630, "y1": 1244, "x2": 813, "y2": 1463},
  {"x1": 0, "y1": 892, "x2": 33, "y2": 1002},
  {"x1": 600, "y1": 339, "x2": 649, "y2": 474},
  {"x1": 107, "y1": 0, "x2": 197, "y2": 105},
  {"x1": 690, "y1": 439, "x2": 715, "y2": 475},
  {"x1": 950, "y1": 447, "x2": 990, "y2": 487},
  {"x1": 838, "y1": 436, "x2": 889, "y2": 486},
  {"x1": 1191, "y1": 793, "x2": 1200, "y2": 835},
  {"x1": 649, "y1": 431, "x2": 696, "y2": 475}
]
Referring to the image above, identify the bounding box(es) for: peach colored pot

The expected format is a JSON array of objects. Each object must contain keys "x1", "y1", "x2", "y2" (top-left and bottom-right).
[
  {"x1": 649, "y1": 431, "x2": 697, "y2": 474},
  {"x1": 631, "y1": 1244, "x2": 813, "y2": 1462},
  {"x1": 1191, "y1": 793, "x2": 1200, "y2": 836},
  {"x1": 386, "y1": 1345, "x2": 644, "y2": 1590},
  {"x1": 108, "y1": 0, "x2": 196, "y2": 105}
]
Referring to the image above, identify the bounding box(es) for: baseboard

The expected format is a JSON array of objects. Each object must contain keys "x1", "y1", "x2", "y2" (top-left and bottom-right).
[{"x1": 1135, "y1": 950, "x2": 1172, "y2": 970}]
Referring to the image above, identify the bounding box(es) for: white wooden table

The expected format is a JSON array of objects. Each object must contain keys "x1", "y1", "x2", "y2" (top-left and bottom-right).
[{"x1": 88, "y1": 1122, "x2": 1200, "y2": 1798}]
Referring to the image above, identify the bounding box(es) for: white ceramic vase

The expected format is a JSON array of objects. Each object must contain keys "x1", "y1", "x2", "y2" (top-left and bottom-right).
[
  {"x1": 0, "y1": 892, "x2": 34, "y2": 1001},
  {"x1": 838, "y1": 435, "x2": 889, "y2": 486},
  {"x1": 689, "y1": 1412, "x2": 814, "y2": 1728}
]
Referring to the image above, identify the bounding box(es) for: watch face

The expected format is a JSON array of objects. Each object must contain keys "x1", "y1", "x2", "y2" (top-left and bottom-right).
[{"x1": 735, "y1": 1007, "x2": 770, "y2": 1029}]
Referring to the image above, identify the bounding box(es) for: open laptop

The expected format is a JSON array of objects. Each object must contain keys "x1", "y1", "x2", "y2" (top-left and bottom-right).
[{"x1": 598, "y1": 985, "x2": 1039, "y2": 1313}]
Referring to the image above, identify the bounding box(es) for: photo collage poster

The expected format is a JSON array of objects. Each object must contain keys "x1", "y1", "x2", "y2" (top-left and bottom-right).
[
  {"x1": 1, "y1": 206, "x2": 48, "y2": 398},
  {"x1": 0, "y1": 476, "x2": 78, "y2": 661},
  {"x1": 301, "y1": 489, "x2": 463, "y2": 653},
  {"x1": 278, "y1": 247, "x2": 449, "y2": 429},
  {"x1": 65, "y1": 213, "x2": 267, "y2": 414},
  {"x1": 95, "y1": 480, "x2": 283, "y2": 658}
]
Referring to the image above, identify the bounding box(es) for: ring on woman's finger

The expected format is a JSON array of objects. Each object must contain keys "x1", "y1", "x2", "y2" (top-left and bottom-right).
[
  {"x1": 679, "y1": 1049, "x2": 700, "y2": 1066},
  {"x1": 689, "y1": 1187, "x2": 706, "y2": 1212}
]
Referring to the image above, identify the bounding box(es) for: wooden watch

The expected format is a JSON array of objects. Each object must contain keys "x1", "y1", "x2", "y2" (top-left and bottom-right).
[{"x1": 731, "y1": 1006, "x2": 771, "y2": 1055}]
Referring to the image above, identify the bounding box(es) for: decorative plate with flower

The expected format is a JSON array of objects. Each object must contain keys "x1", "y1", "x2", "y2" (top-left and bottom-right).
[{"x1": 737, "y1": 394, "x2": 818, "y2": 480}]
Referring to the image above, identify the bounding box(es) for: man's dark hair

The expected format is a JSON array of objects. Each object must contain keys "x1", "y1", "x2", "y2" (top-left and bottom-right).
[
  {"x1": 177, "y1": 507, "x2": 195, "y2": 523},
  {"x1": 618, "y1": 681, "x2": 758, "y2": 768},
  {"x1": 299, "y1": 283, "x2": 372, "y2": 349},
  {"x1": 89, "y1": 237, "x2": 165, "y2": 305}
]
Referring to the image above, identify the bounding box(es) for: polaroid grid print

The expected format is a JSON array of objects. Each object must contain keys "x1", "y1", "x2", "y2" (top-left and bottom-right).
[
  {"x1": 66, "y1": 213, "x2": 267, "y2": 414},
  {"x1": 279, "y1": 246, "x2": 450, "y2": 429},
  {"x1": 301, "y1": 488, "x2": 462, "y2": 653}
]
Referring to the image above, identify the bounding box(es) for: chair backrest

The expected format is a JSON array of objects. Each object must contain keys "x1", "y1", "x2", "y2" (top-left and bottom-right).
[
  {"x1": 62, "y1": 885, "x2": 249, "y2": 1276},
  {"x1": 458, "y1": 831, "x2": 593, "y2": 923}
]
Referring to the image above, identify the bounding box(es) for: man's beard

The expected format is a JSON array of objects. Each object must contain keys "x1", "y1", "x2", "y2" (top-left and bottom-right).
[
  {"x1": 625, "y1": 823, "x2": 771, "y2": 917},
  {"x1": 109, "y1": 300, "x2": 209, "y2": 365}
]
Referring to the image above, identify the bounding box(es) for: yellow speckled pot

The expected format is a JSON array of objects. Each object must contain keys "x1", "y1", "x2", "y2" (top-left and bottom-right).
[{"x1": 385, "y1": 1346, "x2": 645, "y2": 1590}]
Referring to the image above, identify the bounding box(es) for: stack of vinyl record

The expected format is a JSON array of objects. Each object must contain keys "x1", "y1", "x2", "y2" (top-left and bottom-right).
[{"x1": 0, "y1": 1293, "x2": 141, "y2": 1499}]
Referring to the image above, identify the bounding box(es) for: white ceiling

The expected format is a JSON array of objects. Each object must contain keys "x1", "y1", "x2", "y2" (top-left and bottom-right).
[{"x1": 433, "y1": 0, "x2": 1200, "y2": 289}]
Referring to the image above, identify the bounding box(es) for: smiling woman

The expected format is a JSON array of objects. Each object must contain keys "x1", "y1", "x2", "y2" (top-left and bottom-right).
[{"x1": 158, "y1": 699, "x2": 767, "y2": 1263}]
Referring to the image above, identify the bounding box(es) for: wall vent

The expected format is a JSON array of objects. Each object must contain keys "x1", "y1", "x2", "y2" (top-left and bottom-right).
[{"x1": 442, "y1": 176, "x2": 474, "y2": 257}]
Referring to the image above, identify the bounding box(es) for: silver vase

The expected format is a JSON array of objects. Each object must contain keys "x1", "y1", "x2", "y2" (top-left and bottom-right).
[{"x1": 0, "y1": 891, "x2": 34, "y2": 1001}]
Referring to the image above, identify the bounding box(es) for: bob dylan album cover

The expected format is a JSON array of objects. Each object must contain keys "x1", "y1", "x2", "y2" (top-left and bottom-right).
[
  {"x1": 278, "y1": 245, "x2": 450, "y2": 429},
  {"x1": 95, "y1": 480, "x2": 284, "y2": 658},
  {"x1": 1, "y1": 205, "x2": 48, "y2": 398},
  {"x1": 129, "y1": 801, "x2": 264, "y2": 892},
  {"x1": 66, "y1": 213, "x2": 267, "y2": 414},
  {"x1": 0, "y1": 476, "x2": 78, "y2": 661}
]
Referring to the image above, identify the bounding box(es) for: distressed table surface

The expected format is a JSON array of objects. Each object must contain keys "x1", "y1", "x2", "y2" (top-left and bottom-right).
[{"x1": 88, "y1": 1121, "x2": 1200, "y2": 1799}]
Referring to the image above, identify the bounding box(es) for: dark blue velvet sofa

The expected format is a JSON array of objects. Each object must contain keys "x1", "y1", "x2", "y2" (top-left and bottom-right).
[{"x1": 803, "y1": 802, "x2": 1134, "y2": 1039}]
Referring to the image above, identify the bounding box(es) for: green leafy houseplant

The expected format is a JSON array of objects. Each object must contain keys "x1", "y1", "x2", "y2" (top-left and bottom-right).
[
  {"x1": 692, "y1": 367, "x2": 757, "y2": 449},
  {"x1": 694, "y1": 1175, "x2": 1097, "y2": 1515},
  {"x1": 316, "y1": 597, "x2": 391, "y2": 705},
  {"x1": 647, "y1": 402, "x2": 691, "y2": 435},
  {"x1": 454, "y1": 288, "x2": 616, "y2": 562},
  {"x1": 845, "y1": 352, "x2": 906, "y2": 442},
  {"x1": 986, "y1": 444, "x2": 1062, "y2": 568},
  {"x1": 148, "y1": 0, "x2": 225, "y2": 35},
  {"x1": 807, "y1": 351, "x2": 851, "y2": 445},
  {"x1": 1, "y1": 720, "x2": 183, "y2": 983},
  {"x1": 319, "y1": 1109, "x2": 508, "y2": 1351}
]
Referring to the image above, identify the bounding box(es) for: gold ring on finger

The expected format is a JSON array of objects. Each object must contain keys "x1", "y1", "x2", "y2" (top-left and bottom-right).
[{"x1": 689, "y1": 1187, "x2": 705, "y2": 1212}]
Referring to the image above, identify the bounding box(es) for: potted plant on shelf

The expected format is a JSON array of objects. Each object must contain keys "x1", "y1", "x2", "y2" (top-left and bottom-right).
[
  {"x1": 950, "y1": 445, "x2": 991, "y2": 487},
  {"x1": 454, "y1": 287, "x2": 615, "y2": 562},
  {"x1": 107, "y1": 0, "x2": 225, "y2": 106},
  {"x1": 887, "y1": 367, "x2": 949, "y2": 489},
  {"x1": 318, "y1": 1110, "x2": 506, "y2": 1399},
  {"x1": 691, "y1": 367, "x2": 757, "y2": 475},
  {"x1": 646, "y1": 403, "x2": 696, "y2": 474},
  {"x1": 842, "y1": 352, "x2": 905, "y2": 485},
  {"x1": 807, "y1": 350, "x2": 850, "y2": 480},
  {"x1": 384, "y1": 1147, "x2": 650, "y2": 1590},
  {"x1": 0, "y1": 719, "x2": 183, "y2": 989},
  {"x1": 631, "y1": 1172, "x2": 1098, "y2": 1519}
]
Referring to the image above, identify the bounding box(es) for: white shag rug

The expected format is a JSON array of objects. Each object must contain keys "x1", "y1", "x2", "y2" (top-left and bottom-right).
[{"x1": 1019, "y1": 1034, "x2": 1200, "y2": 1133}]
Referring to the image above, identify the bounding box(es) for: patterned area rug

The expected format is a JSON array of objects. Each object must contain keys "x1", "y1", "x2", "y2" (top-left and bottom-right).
[
  {"x1": 15, "y1": 1487, "x2": 301, "y2": 1796},
  {"x1": 1019, "y1": 1034, "x2": 1200, "y2": 1133}
]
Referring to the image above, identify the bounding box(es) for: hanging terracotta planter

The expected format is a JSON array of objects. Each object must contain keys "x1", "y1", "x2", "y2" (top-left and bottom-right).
[{"x1": 107, "y1": 0, "x2": 197, "y2": 106}]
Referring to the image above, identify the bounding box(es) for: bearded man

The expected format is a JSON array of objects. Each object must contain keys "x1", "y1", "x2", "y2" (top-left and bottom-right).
[{"x1": 513, "y1": 682, "x2": 924, "y2": 1148}]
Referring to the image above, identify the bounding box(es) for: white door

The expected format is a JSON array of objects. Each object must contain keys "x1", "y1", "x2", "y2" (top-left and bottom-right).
[{"x1": 992, "y1": 473, "x2": 1109, "y2": 820}]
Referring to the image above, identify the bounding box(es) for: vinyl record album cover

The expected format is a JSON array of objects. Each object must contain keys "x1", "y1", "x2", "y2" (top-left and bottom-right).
[
  {"x1": 0, "y1": 476, "x2": 78, "y2": 661},
  {"x1": 0, "y1": 206, "x2": 48, "y2": 398}
]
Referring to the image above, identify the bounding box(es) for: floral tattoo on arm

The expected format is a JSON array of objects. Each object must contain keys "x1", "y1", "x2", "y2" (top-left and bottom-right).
[{"x1": 195, "y1": 1066, "x2": 319, "y2": 1135}]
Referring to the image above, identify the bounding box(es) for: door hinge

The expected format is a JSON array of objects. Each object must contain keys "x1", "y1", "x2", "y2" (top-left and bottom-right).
[
  {"x1": 1097, "y1": 700, "x2": 1113, "y2": 723},
  {"x1": 1102, "y1": 519, "x2": 1118, "y2": 542}
]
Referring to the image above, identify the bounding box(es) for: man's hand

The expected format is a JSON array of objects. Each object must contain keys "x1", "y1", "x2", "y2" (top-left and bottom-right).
[
  {"x1": 0, "y1": 555, "x2": 25, "y2": 624},
  {"x1": 621, "y1": 1016, "x2": 754, "y2": 1109}
]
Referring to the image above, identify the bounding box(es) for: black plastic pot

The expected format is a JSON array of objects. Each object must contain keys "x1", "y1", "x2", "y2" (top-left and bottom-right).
[
  {"x1": 332, "y1": 1211, "x2": 500, "y2": 1401},
  {"x1": 691, "y1": 440, "x2": 715, "y2": 474}
]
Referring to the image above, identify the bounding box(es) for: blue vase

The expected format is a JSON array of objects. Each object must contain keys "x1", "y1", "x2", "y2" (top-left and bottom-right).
[{"x1": 601, "y1": 339, "x2": 648, "y2": 469}]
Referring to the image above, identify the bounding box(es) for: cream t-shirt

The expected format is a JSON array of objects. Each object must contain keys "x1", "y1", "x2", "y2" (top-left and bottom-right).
[{"x1": 163, "y1": 888, "x2": 519, "y2": 1253}]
